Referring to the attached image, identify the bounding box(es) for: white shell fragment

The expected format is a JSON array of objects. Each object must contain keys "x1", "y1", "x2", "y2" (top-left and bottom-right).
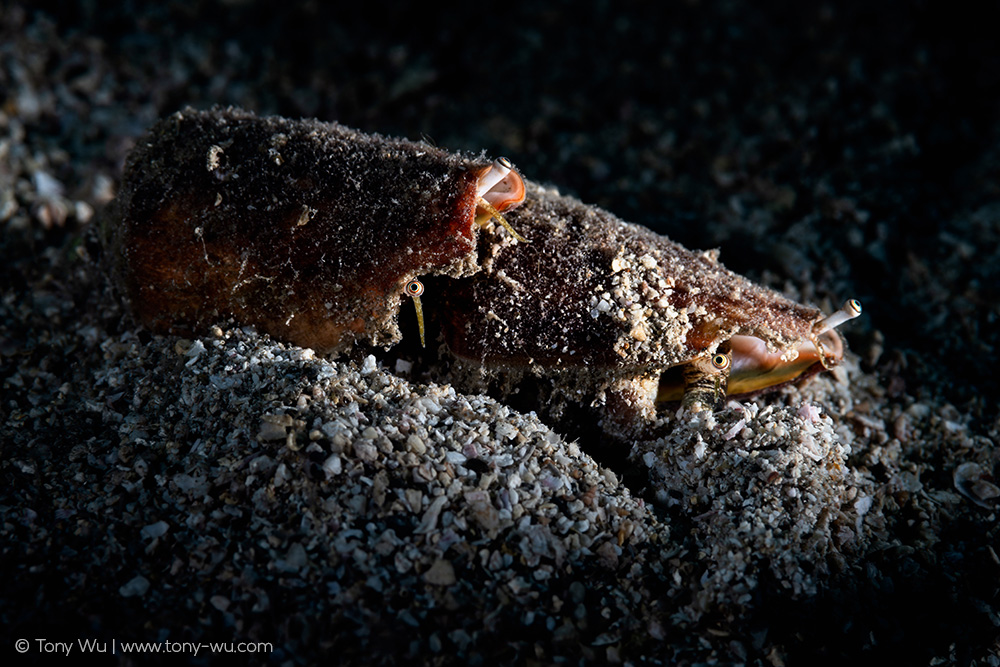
[{"x1": 953, "y1": 462, "x2": 1000, "y2": 508}]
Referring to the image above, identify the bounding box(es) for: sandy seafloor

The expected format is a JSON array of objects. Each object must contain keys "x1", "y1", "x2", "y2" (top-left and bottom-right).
[{"x1": 2, "y1": 1, "x2": 999, "y2": 665}]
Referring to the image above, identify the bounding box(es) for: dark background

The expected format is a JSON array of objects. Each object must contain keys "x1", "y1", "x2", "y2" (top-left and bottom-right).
[{"x1": 4, "y1": 0, "x2": 999, "y2": 663}]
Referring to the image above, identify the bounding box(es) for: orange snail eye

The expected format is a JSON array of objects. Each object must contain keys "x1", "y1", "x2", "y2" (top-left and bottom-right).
[
  {"x1": 712, "y1": 353, "x2": 731, "y2": 371},
  {"x1": 405, "y1": 279, "x2": 424, "y2": 297}
]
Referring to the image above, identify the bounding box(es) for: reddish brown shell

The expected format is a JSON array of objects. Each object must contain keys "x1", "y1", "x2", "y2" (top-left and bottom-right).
[
  {"x1": 110, "y1": 108, "x2": 847, "y2": 436},
  {"x1": 440, "y1": 182, "x2": 825, "y2": 379},
  {"x1": 113, "y1": 107, "x2": 493, "y2": 353}
]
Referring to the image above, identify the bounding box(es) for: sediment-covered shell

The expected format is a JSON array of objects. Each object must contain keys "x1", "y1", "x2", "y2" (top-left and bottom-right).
[
  {"x1": 109, "y1": 108, "x2": 855, "y2": 434},
  {"x1": 436, "y1": 182, "x2": 850, "y2": 430},
  {"x1": 441, "y1": 181, "x2": 824, "y2": 375},
  {"x1": 111, "y1": 107, "x2": 501, "y2": 353}
]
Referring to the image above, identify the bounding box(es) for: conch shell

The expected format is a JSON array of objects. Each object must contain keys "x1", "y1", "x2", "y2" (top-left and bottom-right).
[
  {"x1": 108, "y1": 107, "x2": 860, "y2": 436},
  {"x1": 111, "y1": 107, "x2": 524, "y2": 354}
]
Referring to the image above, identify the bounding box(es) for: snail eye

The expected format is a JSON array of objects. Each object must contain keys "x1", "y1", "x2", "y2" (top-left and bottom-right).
[
  {"x1": 847, "y1": 298, "x2": 862, "y2": 315},
  {"x1": 405, "y1": 279, "x2": 424, "y2": 297},
  {"x1": 711, "y1": 353, "x2": 731, "y2": 371},
  {"x1": 497, "y1": 156, "x2": 513, "y2": 169}
]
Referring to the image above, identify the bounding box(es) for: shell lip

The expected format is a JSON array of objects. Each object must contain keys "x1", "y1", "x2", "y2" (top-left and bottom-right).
[{"x1": 476, "y1": 158, "x2": 526, "y2": 212}]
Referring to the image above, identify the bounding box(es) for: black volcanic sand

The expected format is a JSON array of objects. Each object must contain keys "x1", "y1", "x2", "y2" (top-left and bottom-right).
[{"x1": 2, "y1": 2, "x2": 998, "y2": 665}]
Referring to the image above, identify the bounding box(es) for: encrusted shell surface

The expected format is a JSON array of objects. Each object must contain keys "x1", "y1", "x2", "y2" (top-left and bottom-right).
[
  {"x1": 440, "y1": 182, "x2": 823, "y2": 380},
  {"x1": 111, "y1": 107, "x2": 491, "y2": 353},
  {"x1": 111, "y1": 108, "x2": 836, "y2": 427}
]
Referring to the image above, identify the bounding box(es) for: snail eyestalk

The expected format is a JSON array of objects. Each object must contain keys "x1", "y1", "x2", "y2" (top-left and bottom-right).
[
  {"x1": 405, "y1": 279, "x2": 426, "y2": 347},
  {"x1": 813, "y1": 299, "x2": 862, "y2": 335},
  {"x1": 681, "y1": 347, "x2": 732, "y2": 412},
  {"x1": 477, "y1": 197, "x2": 530, "y2": 243}
]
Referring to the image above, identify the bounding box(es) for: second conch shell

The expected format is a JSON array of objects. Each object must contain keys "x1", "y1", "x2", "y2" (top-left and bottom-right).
[{"x1": 437, "y1": 182, "x2": 860, "y2": 433}]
